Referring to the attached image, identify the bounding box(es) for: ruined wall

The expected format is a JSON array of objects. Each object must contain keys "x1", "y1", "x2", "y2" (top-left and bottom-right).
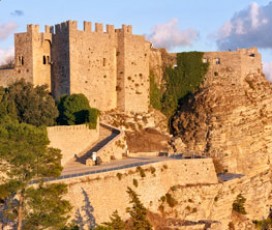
[
  {"x1": 117, "y1": 25, "x2": 150, "y2": 113},
  {"x1": 54, "y1": 158, "x2": 217, "y2": 226},
  {"x1": 202, "y1": 48, "x2": 262, "y2": 87},
  {"x1": 47, "y1": 124, "x2": 99, "y2": 166}
]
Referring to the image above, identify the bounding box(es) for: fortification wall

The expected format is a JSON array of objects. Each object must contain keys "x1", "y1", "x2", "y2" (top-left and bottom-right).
[
  {"x1": 54, "y1": 158, "x2": 217, "y2": 226},
  {"x1": 0, "y1": 69, "x2": 20, "y2": 87},
  {"x1": 95, "y1": 123, "x2": 126, "y2": 163},
  {"x1": 47, "y1": 124, "x2": 99, "y2": 166},
  {"x1": 239, "y1": 47, "x2": 262, "y2": 78},
  {"x1": 68, "y1": 21, "x2": 118, "y2": 111},
  {"x1": 202, "y1": 50, "x2": 242, "y2": 86}
]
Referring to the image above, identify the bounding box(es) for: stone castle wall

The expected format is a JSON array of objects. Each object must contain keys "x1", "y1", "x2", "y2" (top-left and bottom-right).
[
  {"x1": 202, "y1": 47, "x2": 262, "y2": 87},
  {"x1": 52, "y1": 158, "x2": 217, "y2": 226},
  {"x1": 0, "y1": 21, "x2": 150, "y2": 113},
  {"x1": 47, "y1": 124, "x2": 99, "y2": 166}
]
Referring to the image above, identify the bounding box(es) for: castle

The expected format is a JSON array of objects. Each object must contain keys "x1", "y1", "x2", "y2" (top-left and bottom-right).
[
  {"x1": 0, "y1": 20, "x2": 151, "y2": 113},
  {"x1": 0, "y1": 20, "x2": 262, "y2": 113}
]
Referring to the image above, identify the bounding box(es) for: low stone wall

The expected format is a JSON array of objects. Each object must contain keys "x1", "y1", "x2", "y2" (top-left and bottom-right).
[
  {"x1": 0, "y1": 69, "x2": 20, "y2": 87},
  {"x1": 47, "y1": 124, "x2": 99, "y2": 166},
  {"x1": 96, "y1": 123, "x2": 127, "y2": 163},
  {"x1": 55, "y1": 158, "x2": 217, "y2": 228}
]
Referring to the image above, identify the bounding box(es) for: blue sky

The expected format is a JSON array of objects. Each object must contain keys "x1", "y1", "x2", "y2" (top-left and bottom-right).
[{"x1": 0, "y1": 0, "x2": 272, "y2": 78}]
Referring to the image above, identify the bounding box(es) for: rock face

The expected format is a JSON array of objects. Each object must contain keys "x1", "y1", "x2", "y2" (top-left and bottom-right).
[{"x1": 172, "y1": 48, "x2": 272, "y2": 175}]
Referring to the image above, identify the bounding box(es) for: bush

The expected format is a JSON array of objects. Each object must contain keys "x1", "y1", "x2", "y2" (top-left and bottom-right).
[
  {"x1": 232, "y1": 194, "x2": 247, "y2": 214},
  {"x1": 136, "y1": 166, "x2": 146, "y2": 178},
  {"x1": 165, "y1": 193, "x2": 178, "y2": 208},
  {"x1": 133, "y1": 179, "x2": 138, "y2": 187},
  {"x1": 57, "y1": 94, "x2": 99, "y2": 129},
  {"x1": 116, "y1": 173, "x2": 123, "y2": 181}
]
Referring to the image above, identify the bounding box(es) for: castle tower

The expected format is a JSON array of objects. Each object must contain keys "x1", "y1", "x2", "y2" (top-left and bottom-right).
[
  {"x1": 116, "y1": 25, "x2": 150, "y2": 113},
  {"x1": 14, "y1": 24, "x2": 52, "y2": 89},
  {"x1": 51, "y1": 21, "x2": 118, "y2": 111}
]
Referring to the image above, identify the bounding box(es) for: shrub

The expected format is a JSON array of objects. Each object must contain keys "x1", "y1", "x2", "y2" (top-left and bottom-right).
[
  {"x1": 116, "y1": 173, "x2": 123, "y2": 181},
  {"x1": 150, "y1": 166, "x2": 156, "y2": 175},
  {"x1": 232, "y1": 194, "x2": 247, "y2": 214},
  {"x1": 165, "y1": 193, "x2": 178, "y2": 208},
  {"x1": 136, "y1": 166, "x2": 146, "y2": 178},
  {"x1": 133, "y1": 179, "x2": 138, "y2": 187},
  {"x1": 57, "y1": 94, "x2": 99, "y2": 129}
]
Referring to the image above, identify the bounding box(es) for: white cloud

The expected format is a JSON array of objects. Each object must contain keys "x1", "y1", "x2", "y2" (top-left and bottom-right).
[
  {"x1": 263, "y1": 61, "x2": 272, "y2": 82},
  {"x1": 147, "y1": 19, "x2": 199, "y2": 50},
  {"x1": 0, "y1": 22, "x2": 18, "y2": 41},
  {"x1": 216, "y1": 2, "x2": 272, "y2": 50},
  {"x1": 0, "y1": 47, "x2": 14, "y2": 65}
]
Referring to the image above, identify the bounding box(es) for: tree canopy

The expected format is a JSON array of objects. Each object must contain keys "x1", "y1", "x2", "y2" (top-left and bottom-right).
[{"x1": 0, "y1": 80, "x2": 59, "y2": 126}]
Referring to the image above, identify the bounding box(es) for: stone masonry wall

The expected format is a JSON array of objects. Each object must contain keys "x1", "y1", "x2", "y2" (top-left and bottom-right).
[
  {"x1": 52, "y1": 158, "x2": 217, "y2": 227},
  {"x1": 0, "y1": 69, "x2": 19, "y2": 87},
  {"x1": 95, "y1": 123, "x2": 126, "y2": 163},
  {"x1": 68, "y1": 21, "x2": 118, "y2": 111},
  {"x1": 47, "y1": 124, "x2": 99, "y2": 166},
  {"x1": 117, "y1": 26, "x2": 150, "y2": 113}
]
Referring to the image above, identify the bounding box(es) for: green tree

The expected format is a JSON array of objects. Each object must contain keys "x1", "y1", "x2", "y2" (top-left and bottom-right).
[
  {"x1": 0, "y1": 117, "x2": 70, "y2": 229},
  {"x1": 0, "y1": 80, "x2": 59, "y2": 126},
  {"x1": 96, "y1": 210, "x2": 125, "y2": 230},
  {"x1": 57, "y1": 94, "x2": 99, "y2": 129},
  {"x1": 126, "y1": 187, "x2": 152, "y2": 230}
]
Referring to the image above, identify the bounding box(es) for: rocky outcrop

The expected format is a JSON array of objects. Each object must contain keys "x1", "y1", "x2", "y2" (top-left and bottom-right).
[
  {"x1": 172, "y1": 72, "x2": 272, "y2": 175},
  {"x1": 159, "y1": 169, "x2": 272, "y2": 230}
]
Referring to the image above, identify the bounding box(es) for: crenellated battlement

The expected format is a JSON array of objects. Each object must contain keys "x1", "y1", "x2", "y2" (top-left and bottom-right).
[
  {"x1": 27, "y1": 24, "x2": 40, "y2": 33},
  {"x1": 51, "y1": 21, "x2": 132, "y2": 35}
]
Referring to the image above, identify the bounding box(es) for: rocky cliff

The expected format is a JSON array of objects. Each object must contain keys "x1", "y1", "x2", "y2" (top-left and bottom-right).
[{"x1": 172, "y1": 71, "x2": 272, "y2": 175}]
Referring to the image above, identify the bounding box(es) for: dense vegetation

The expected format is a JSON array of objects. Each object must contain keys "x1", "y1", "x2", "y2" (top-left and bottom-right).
[
  {"x1": 150, "y1": 52, "x2": 209, "y2": 117},
  {"x1": 0, "y1": 117, "x2": 70, "y2": 229},
  {"x1": 0, "y1": 81, "x2": 73, "y2": 229},
  {"x1": 0, "y1": 80, "x2": 59, "y2": 126},
  {"x1": 57, "y1": 94, "x2": 99, "y2": 129},
  {"x1": 149, "y1": 73, "x2": 162, "y2": 110}
]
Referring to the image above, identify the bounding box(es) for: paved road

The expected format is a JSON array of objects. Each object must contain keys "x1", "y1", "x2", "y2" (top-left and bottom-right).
[{"x1": 61, "y1": 156, "x2": 170, "y2": 176}]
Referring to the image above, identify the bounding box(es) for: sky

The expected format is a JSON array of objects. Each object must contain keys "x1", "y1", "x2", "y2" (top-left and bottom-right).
[{"x1": 0, "y1": 0, "x2": 272, "y2": 79}]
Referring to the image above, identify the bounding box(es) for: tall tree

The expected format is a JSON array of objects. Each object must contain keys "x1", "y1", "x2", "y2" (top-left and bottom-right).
[
  {"x1": 126, "y1": 187, "x2": 152, "y2": 230},
  {"x1": 96, "y1": 210, "x2": 125, "y2": 230},
  {"x1": 0, "y1": 117, "x2": 70, "y2": 229}
]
